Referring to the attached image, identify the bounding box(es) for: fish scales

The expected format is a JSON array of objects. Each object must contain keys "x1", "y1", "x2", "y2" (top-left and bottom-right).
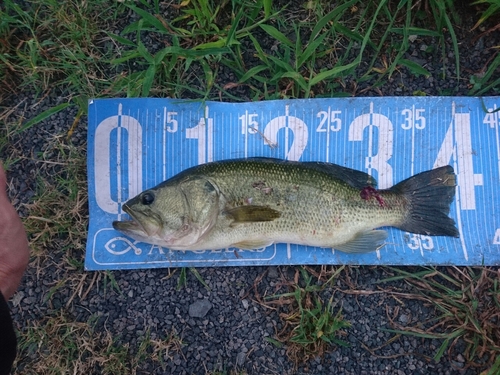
[
  {"x1": 187, "y1": 159, "x2": 405, "y2": 247},
  {"x1": 112, "y1": 158, "x2": 459, "y2": 253}
]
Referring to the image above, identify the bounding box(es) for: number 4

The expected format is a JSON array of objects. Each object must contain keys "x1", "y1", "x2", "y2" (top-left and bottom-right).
[
  {"x1": 434, "y1": 110, "x2": 483, "y2": 210},
  {"x1": 494, "y1": 228, "x2": 500, "y2": 245}
]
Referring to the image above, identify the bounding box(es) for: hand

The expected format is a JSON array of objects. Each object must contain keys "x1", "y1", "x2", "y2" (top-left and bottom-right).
[{"x1": 0, "y1": 163, "x2": 30, "y2": 300}]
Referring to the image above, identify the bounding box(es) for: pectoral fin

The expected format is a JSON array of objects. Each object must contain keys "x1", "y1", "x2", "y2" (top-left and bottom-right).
[
  {"x1": 334, "y1": 230, "x2": 387, "y2": 253},
  {"x1": 226, "y1": 205, "x2": 281, "y2": 223},
  {"x1": 232, "y1": 240, "x2": 274, "y2": 250}
]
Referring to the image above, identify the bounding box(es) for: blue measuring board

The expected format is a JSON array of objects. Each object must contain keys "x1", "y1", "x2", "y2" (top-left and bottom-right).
[{"x1": 85, "y1": 97, "x2": 500, "y2": 270}]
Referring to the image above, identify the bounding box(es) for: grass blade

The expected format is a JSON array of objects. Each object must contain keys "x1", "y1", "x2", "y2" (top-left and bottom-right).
[
  {"x1": 107, "y1": 32, "x2": 136, "y2": 47},
  {"x1": 357, "y1": 0, "x2": 387, "y2": 63},
  {"x1": 153, "y1": 47, "x2": 172, "y2": 65},
  {"x1": 176, "y1": 268, "x2": 187, "y2": 290},
  {"x1": 264, "y1": 337, "x2": 283, "y2": 348},
  {"x1": 189, "y1": 268, "x2": 211, "y2": 291},
  {"x1": 192, "y1": 39, "x2": 227, "y2": 50},
  {"x1": 263, "y1": 0, "x2": 272, "y2": 19},
  {"x1": 400, "y1": 59, "x2": 431, "y2": 77},
  {"x1": 20, "y1": 103, "x2": 70, "y2": 133},
  {"x1": 126, "y1": 4, "x2": 168, "y2": 33},
  {"x1": 199, "y1": 59, "x2": 214, "y2": 94},
  {"x1": 280, "y1": 71, "x2": 308, "y2": 92},
  {"x1": 239, "y1": 65, "x2": 269, "y2": 83},
  {"x1": 247, "y1": 33, "x2": 269, "y2": 64},
  {"x1": 486, "y1": 355, "x2": 500, "y2": 375},
  {"x1": 310, "y1": 0, "x2": 359, "y2": 39},
  {"x1": 265, "y1": 54, "x2": 294, "y2": 72},
  {"x1": 110, "y1": 51, "x2": 142, "y2": 65},
  {"x1": 333, "y1": 23, "x2": 373, "y2": 46},
  {"x1": 310, "y1": 61, "x2": 358, "y2": 86},
  {"x1": 391, "y1": 27, "x2": 442, "y2": 37},
  {"x1": 142, "y1": 65, "x2": 156, "y2": 96},
  {"x1": 442, "y1": 10, "x2": 460, "y2": 82},
  {"x1": 434, "y1": 338, "x2": 450, "y2": 362},
  {"x1": 259, "y1": 24, "x2": 294, "y2": 47},
  {"x1": 298, "y1": 32, "x2": 328, "y2": 67},
  {"x1": 137, "y1": 41, "x2": 154, "y2": 64}
]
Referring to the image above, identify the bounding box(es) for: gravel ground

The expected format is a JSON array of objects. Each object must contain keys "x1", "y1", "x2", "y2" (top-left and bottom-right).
[{"x1": 2, "y1": 2, "x2": 499, "y2": 375}]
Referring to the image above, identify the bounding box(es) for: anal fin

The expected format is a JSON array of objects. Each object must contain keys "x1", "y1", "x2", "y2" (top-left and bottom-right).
[
  {"x1": 334, "y1": 230, "x2": 387, "y2": 253},
  {"x1": 232, "y1": 240, "x2": 274, "y2": 250}
]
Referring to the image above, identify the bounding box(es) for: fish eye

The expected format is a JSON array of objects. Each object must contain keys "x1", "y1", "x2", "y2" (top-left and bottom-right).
[{"x1": 141, "y1": 192, "x2": 155, "y2": 205}]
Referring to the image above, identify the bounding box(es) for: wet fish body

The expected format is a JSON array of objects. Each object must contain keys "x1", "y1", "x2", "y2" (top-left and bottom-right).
[{"x1": 112, "y1": 158, "x2": 459, "y2": 253}]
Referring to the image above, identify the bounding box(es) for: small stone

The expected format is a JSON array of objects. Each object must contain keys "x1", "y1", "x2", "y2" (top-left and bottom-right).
[
  {"x1": 342, "y1": 301, "x2": 354, "y2": 313},
  {"x1": 188, "y1": 299, "x2": 213, "y2": 318},
  {"x1": 236, "y1": 352, "x2": 246, "y2": 366},
  {"x1": 11, "y1": 291, "x2": 24, "y2": 307},
  {"x1": 267, "y1": 267, "x2": 279, "y2": 279},
  {"x1": 242, "y1": 299, "x2": 249, "y2": 309},
  {"x1": 52, "y1": 298, "x2": 62, "y2": 310}
]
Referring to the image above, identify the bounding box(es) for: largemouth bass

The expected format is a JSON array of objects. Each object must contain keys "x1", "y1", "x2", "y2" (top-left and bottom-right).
[{"x1": 112, "y1": 158, "x2": 459, "y2": 253}]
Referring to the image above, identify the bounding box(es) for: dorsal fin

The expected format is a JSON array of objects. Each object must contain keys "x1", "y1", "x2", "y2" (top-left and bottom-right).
[
  {"x1": 245, "y1": 157, "x2": 376, "y2": 189},
  {"x1": 303, "y1": 162, "x2": 376, "y2": 189}
]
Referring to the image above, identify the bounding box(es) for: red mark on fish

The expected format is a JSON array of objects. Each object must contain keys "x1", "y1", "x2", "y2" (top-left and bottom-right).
[
  {"x1": 360, "y1": 186, "x2": 386, "y2": 207},
  {"x1": 252, "y1": 181, "x2": 273, "y2": 195}
]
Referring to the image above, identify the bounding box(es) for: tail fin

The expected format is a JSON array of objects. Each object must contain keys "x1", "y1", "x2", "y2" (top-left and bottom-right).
[{"x1": 391, "y1": 166, "x2": 459, "y2": 237}]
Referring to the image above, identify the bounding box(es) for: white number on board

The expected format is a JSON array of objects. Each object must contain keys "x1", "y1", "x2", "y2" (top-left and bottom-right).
[
  {"x1": 186, "y1": 106, "x2": 213, "y2": 165},
  {"x1": 407, "y1": 233, "x2": 434, "y2": 251},
  {"x1": 164, "y1": 109, "x2": 178, "y2": 133},
  {"x1": 434, "y1": 107, "x2": 483, "y2": 210},
  {"x1": 94, "y1": 104, "x2": 142, "y2": 215},
  {"x1": 263, "y1": 105, "x2": 309, "y2": 161},
  {"x1": 348, "y1": 102, "x2": 394, "y2": 188},
  {"x1": 493, "y1": 228, "x2": 500, "y2": 245},
  {"x1": 316, "y1": 108, "x2": 342, "y2": 132},
  {"x1": 482, "y1": 106, "x2": 498, "y2": 129},
  {"x1": 401, "y1": 107, "x2": 426, "y2": 130},
  {"x1": 240, "y1": 111, "x2": 259, "y2": 134}
]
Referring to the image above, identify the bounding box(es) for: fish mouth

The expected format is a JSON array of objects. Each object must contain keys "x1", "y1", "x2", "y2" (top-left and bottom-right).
[{"x1": 112, "y1": 205, "x2": 160, "y2": 237}]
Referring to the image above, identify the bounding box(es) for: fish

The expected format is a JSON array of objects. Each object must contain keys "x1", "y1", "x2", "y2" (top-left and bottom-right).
[{"x1": 112, "y1": 157, "x2": 459, "y2": 253}]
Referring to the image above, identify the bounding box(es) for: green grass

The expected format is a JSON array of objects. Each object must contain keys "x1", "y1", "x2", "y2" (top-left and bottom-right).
[
  {"x1": 260, "y1": 266, "x2": 350, "y2": 367},
  {"x1": 0, "y1": 0, "x2": 123, "y2": 103},
  {"x1": 471, "y1": 0, "x2": 500, "y2": 31},
  {"x1": 16, "y1": 312, "x2": 185, "y2": 375},
  {"x1": 1, "y1": 0, "x2": 500, "y2": 373},
  {"x1": 175, "y1": 267, "x2": 211, "y2": 291},
  {"x1": 17, "y1": 312, "x2": 130, "y2": 375},
  {"x1": 1, "y1": 0, "x2": 498, "y2": 105},
  {"x1": 379, "y1": 267, "x2": 500, "y2": 369},
  {"x1": 20, "y1": 139, "x2": 87, "y2": 256}
]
